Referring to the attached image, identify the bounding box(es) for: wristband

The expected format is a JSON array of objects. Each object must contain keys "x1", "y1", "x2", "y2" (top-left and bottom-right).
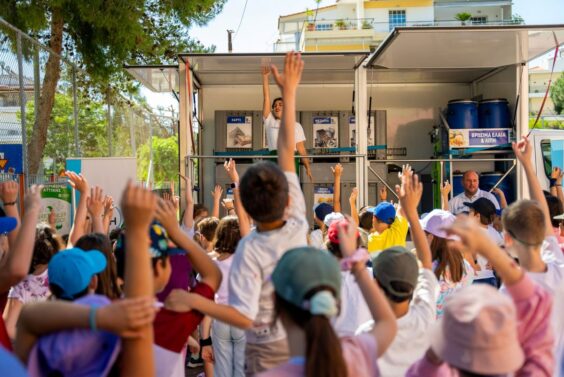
[
  {"x1": 340, "y1": 248, "x2": 370, "y2": 271},
  {"x1": 230, "y1": 182, "x2": 239, "y2": 189},
  {"x1": 3, "y1": 201, "x2": 16, "y2": 206},
  {"x1": 89, "y1": 306, "x2": 98, "y2": 332},
  {"x1": 550, "y1": 178, "x2": 557, "y2": 187},
  {"x1": 200, "y1": 337, "x2": 212, "y2": 347}
]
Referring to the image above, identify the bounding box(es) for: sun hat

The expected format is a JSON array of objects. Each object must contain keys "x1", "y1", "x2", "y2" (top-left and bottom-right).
[
  {"x1": 420, "y1": 209, "x2": 458, "y2": 240},
  {"x1": 48, "y1": 248, "x2": 107, "y2": 300},
  {"x1": 464, "y1": 198, "x2": 496, "y2": 219},
  {"x1": 314, "y1": 202, "x2": 333, "y2": 223},
  {"x1": 323, "y1": 212, "x2": 345, "y2": 227},
  {"x1": 370, "y1": 202, "x2": 396, "y2": 225},
  {"x1": 372, "y1": 246, "x2": 419, "y2": 300},
  {"x1": 272, "y1": 247, "x2": 341, "y2": 317},
  {"x1": 430, "y1": 284, "x2": 524, "y2": 374},
  {"x1": 26, "y1": 294, "x2": 121, "y2": 377}
]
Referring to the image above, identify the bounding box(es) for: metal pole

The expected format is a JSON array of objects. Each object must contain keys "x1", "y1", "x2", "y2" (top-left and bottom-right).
[
  {"x1": 16, "y1": 33, "x2": 28, "y2": 187},
  {"x1": 488, "y1": 160, "x2": 517, "y2": 192},
  {"x1": 107, "y1": 89, "x2": 113, "y2": 156},
  {"x1": 72, "y1": 67, "x2": 80, "y2": 156},
  {"x1": 227, "y1": 30, "x2": 234, "y2": 53},
  {"x1": 368, "y1": 165, "x2": 399, "y2": 200}
]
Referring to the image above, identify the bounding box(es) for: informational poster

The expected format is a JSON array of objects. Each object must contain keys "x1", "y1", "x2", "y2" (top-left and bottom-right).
[
  {"x1": 39, "y1": 185, "x2": 72, "y2": 235},
  {"x1": 0, "y1": 144, "x2": 23, "y2": 174},
  {"x1": 313, "y1": 186, "x2": 334, "y2": 206},
  {"x1": 226, "y1": 115, "x2": 252, "y2": 148},
  {"x1": 349, "y1": 116, "x2": 375, "y2": 147},
  {"x1": 313, "y1": 116, "x2": 338, "y2": 148},
  {"x1": 449, "y1": 128, "x2": 512, "y2": 148}
]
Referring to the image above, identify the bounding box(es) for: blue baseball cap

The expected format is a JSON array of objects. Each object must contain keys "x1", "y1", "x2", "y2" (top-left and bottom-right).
[
  {"x1": 314, "y1": 203, "x2": 334, "y2": 222},
  {"x1": 370, "y1": 202, "x2": 396, "y2": 225},
  {"x1": 48, "y1": 248, "x2": 107, "y2": 300},
  {"x1": 0, "y1": 216, "x2": 17, "y2": 235}
]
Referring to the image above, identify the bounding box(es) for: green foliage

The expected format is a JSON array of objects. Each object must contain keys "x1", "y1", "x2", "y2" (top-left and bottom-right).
[
  {"x1": 512, "y1": 14, "x2": 525, "y2": 24},
  {"x1": 455, "y1": 12, "x2": 472, "y2": 22},
  {"x1": 137, "y1": 135, "x2": 179, "y2": 187},
  {"x1": 528, "y1": 117, "x2": 564, "y2": 130},
  {"x1": 551, "y1": 72, "x2": 564, "y2": 115}
]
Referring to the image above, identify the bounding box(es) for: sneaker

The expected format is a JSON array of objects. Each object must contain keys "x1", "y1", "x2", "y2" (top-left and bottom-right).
[{"x1": 187, "y1": 355, "x2": 204, "y2": 368}]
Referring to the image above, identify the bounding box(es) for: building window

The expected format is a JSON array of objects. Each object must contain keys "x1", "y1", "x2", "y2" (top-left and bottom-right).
[
  {"x1": 389, "y1": 10, "x2": 406, "y2": 31},
  {"x1": 316, "y1": 23, "x2": 332, "y2": 31},
  {"x1": 471, "y1": 17, "x2": 487, "y2": 25}
]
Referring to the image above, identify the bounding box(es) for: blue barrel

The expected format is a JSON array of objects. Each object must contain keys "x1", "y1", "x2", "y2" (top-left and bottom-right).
[
  {"x1": 452, "y1": 174, "x2": 463, "y2": 196},
  {"x1": 447, "y1": 100, "x2": 478, "y2": 129},
  {"x1": 479, "y1": 172, "x2": 515, "y2": 205},
  {"x1": 478, "y1": 99, "x2": 510, "y2": 129}
]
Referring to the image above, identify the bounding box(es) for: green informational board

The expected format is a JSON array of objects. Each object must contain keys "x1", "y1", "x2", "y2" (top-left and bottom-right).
[{"x1": 39, "y1": 185, "x2": 72, "y2": 235}]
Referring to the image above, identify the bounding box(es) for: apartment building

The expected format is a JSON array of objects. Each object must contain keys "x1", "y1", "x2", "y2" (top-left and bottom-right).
[
  {"x1": 275, "y1": 0, "x2": 515, "y2": 52},
  {"x1": 529, "y1": 51, "x2": 564, "y2": 116}
]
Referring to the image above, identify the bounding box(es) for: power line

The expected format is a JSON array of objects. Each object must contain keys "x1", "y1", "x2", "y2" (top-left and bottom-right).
[{"x1": 234, "y1": 0, "x2": 250, "y2": 36}]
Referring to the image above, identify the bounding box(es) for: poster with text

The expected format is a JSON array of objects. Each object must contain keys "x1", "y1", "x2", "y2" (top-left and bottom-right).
[
  {"x1": 226, "y1": 116, "x2": 253, "y2": 148},
  {"x1": 449, "y1": 128, "x2": 511, "y2": 148},
  {"x1": 313, "y1": 116, "x2": 338, "y2": 148},
  {"x1": 314, "y1": 186, "x2": 334, "y2": 206},
  {"x1": 39, "y1": 185, "x2": 72, "y2": 235},
  {"x1": 349, "y1": 116, "x2": 375, "y2": 147}
]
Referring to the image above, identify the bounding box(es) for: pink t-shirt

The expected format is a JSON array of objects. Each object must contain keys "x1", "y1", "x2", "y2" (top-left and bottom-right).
[{"x1": 257, "y1": 333, "x2": 379, "y2": 377}]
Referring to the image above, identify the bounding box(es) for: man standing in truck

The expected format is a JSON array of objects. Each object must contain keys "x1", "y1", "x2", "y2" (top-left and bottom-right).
[{"x1": 449, "y1": 170, "x2": 500, "y2": 215}]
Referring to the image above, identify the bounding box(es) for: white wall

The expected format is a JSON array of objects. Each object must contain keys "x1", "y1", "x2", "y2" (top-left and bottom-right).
[{"x1": 435, "y1": 6, "x2": 504, "y2": 22}]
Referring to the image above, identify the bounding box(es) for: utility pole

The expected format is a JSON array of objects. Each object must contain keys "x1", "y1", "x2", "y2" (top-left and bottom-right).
[{"x1": 227, "y1": 30, "x2": 234, "y2": 53}]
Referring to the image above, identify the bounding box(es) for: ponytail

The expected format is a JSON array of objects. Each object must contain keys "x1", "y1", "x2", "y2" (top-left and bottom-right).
[{"x1": 275, "y1": 291, "x2": 348, "y2": 377}]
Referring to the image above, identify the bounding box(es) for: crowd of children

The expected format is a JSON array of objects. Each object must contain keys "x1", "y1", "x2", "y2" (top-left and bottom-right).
[{"x1": 0, "y1": 51, "x2": 563, "y2": 377}]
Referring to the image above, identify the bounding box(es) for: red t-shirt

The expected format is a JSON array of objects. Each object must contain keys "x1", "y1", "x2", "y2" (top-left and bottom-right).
[{"x1": 153, "y1": 282, "x2": 214, "y2": 353}]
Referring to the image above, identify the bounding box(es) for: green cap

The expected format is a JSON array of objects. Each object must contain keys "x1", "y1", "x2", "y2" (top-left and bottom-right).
[
  {"x1": 372, "y1": 246, "x2": 418, "y2": 300},
  {"x1": 272, "y1": 247, "x2": 341, "y2": 309}
]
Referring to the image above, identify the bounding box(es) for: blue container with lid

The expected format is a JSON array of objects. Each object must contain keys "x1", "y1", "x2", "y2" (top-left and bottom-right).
[
  {"x1": 478, "y1": 99, "x2": 510, "y2": 129},
  {"x1": 446, "y1": 100, "x2": 479, "y2": 129}
]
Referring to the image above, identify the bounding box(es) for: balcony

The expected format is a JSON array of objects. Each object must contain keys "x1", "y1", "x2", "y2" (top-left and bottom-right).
[{"x1": 274, "y1": 18, "x2": 524, "y2": 52}]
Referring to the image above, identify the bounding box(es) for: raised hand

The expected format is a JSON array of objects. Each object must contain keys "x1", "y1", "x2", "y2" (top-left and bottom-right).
[
  {"x1": 379, "y1": 187, "x2": 387, "y2": 202},
  {"x1": 155, "y1": 199, "x2": 179, "y2": 234},
  {"x1": 270, "y1": 51, "x2": 304, "y2": 93},
  {"x1": 551, "y1": 167, "x2": 563, "y2": 184},
  {"x1": 0, "y1": 180, "x2": 19, "y2": 204},
  {"x1": 224, "y1": 159, "x2": 240, "y2": 184},
  {"x1": 212, "y1": 185, "x2": 223, "y2": 203},
  {"x1": 103, "y1": 195, "x2": 114, "y2": 217},
  {"x1": 87, "y1": 186, "x2": 105, "y2": 217},
  {"x1": 121, "y1": 181, "x2": 157, "y2": 231},
  {"x1": 65, "y1": 171, "x2": 89, "y2": 194},
  {"x1": 338, "y1": 216, "x2": 358, "y2": 258},
  {"x1": 331, "y1": 163, "x2": 343, "y2": 178},
  {"x1": 397, "y1": 168, "x2": 422, "y2": 217},
  {"x1": 261, "y1": 63, "x2": 271, "y2": 78},
  {"x1": 440, "y1": 181, "x2": 451, "y2": 197},
  {"x1": 24, "y1": 185, "x2": 43, "y2": 213},
  {"x1": 512, "y1": 136, "x2": 533, "y2": 165},
  {"x1": 349, "y1": 187, "x2": 358, "y2": 203}
]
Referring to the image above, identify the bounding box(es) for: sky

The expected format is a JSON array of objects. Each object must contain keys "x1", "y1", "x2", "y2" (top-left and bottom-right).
[{"x1": 146, "y1": 0, "x2": 564, "y2": 109}]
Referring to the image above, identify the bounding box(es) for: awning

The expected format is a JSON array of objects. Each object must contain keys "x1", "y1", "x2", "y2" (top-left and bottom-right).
[
  {"x1": 124, "y1": 65, "x2": 178, "y2": 93},
  {"x1": 365, "y1": 25, "x2": 564, "y2": 82},
  {"x1": 178, "y1": 52, "x2": 367, "y2": 86}
]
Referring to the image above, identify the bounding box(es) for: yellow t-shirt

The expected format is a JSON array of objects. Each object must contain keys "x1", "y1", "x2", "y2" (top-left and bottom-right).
[{"x1": 367, "y1": 216, "x2": 409, "y2": 254}]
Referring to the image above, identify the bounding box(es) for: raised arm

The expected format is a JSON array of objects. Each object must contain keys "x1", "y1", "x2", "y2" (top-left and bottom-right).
[
  {"x1": 156, "y1": 200, "x2": 221, "y2": 292},
  {"x1": 102, "y1": 195, "x2": 114, "y2": 234},
  {"x1": 66, "y1": 172, "x2": 90, "y2": 247},
  {"x1": 513, "y1": 136, "x2": 554, "y2": 238},
  {"x1": 180, "y1": 174, "x2": 195, "y2": 230},
  {"x1": 0, "y1": 181, "x2": 21, "y2": 247},
  {"x1": 492, "y1": 188, "x2": 508, "y2": 209},
  {"x1": 338, "y1": 219, "x2": 397, "y2": 356},
  {"x1": 87, "y1": 186, "x2": 106, "y2": 234},
  {"x1": 349, "y1": 187, "x2": 360, "y2": 226},
  {"x1": 296, "y1": 142, "x2": 313, "y2": 182},
  {"x1": 331, "y1": 164, "x2": 343, "y2": 213},
  {"x1": 262, "y1": 65, "x2": 271, "y2": 119},
  {"x1": 224, "y1": 159, "x2": 251, "y2": 237},
  {"x1": 271, "y1": 52, "x2": 303, "y2": 173},
  {"x1": 121, "y1": 182, "x2": 158, "y2": 376},
  {"x1": 0, "y1": 185, "x2": 42, "y2": 293},
  {"x1": 398, "y1": 169, "x2": 433, "y2": 270},
  {"x1": 211, "y1": 185, "x2": 223, "y2": 219},
  {"x1": 440, "y1": 181, "x2": 451, "y2": 211}
]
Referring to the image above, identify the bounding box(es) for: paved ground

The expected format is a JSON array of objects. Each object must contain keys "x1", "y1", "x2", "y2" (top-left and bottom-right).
[{"x1": 185, "y1": 366, "x2": 204, "y2": 377}]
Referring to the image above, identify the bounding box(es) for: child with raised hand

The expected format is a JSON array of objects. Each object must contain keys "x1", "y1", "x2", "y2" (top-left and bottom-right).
[
  {"x1": 65, "y1": 171, "x2": 90, "y2": 247},
  {"x1": 407, "y1": 216, "x2": 554, "y2": 376},
  {"x1": 0, "y1": 185, "x2": 43, "y2": 351},
  {"x1": 365, "y1": 167, "x2": 439, "y2": 377},
  {"x1": 258, "y1": 218, "x2": 397, "y2": 377},
  {"x1": 165, "y1": 51, "x2": 309, "y2": 375}
]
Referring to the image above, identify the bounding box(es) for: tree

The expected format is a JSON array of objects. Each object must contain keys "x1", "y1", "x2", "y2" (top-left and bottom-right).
[
  {"x1": 455, "y1": 12, "x2": 472, "y2": 25},
  {"x1": 551, "y1": 72, "x2": 564, "y2": 115},
  {"x1": 137, "y1": 135, "x2": 178, "y2": 188},
  {"x1": 2, "y1": 0, "x2": 225, "y2": 174}
]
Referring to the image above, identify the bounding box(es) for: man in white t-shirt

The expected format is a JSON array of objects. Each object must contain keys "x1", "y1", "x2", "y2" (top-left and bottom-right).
[
  {"x1": 448, "y1": 170, "x2": 500, "y2": 215},
  {"x1": 262, "y1": 65, "x2": 313, "y2": 181}
]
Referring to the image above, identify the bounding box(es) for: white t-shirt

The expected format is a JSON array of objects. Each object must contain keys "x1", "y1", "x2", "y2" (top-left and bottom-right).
[
  {"x1": 332, "y1": 268, "x2": 373, "y2": 337},
  {"x1": 309, "y1": 229, "x2": 325, "y2": 250},
  {"x1": 214, "y1": 256, "x2": 234, "y2": 306},
  {"x1": 357, "y1": 269, "x2": 439, "y2": 377},
  {"x1": 228, "y1": 172, "x2": 308, "y2": 344},
  {"x1": 8, "y1": 269, "x2": 50, "y2": 304},
  {"x1": 264, "y1": 113, "x2": 306, "y2": 151},
  {"x1": 475, "y1": 226, "x2": 503, "y2": 280},
  {"x1": 448, "y1": 190, "x2": 500, "y2": 215}
]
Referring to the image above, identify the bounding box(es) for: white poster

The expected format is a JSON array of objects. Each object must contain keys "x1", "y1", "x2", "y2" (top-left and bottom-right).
[
  {"x1": 226, "y1": 115, "x2": 252, "y2": 148},
  {"x1": 313, "y1": 116, "x2": 338, "y2": 148},
  {"x1": 39, "y1": 185, "x2": 72, "y2": 235},
  {"x1": 314, "y1": 186, "x2": 334, "y2": 207},
  {"x1": 349, "y1": 116, "x2": 375, "y2": 147}
]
